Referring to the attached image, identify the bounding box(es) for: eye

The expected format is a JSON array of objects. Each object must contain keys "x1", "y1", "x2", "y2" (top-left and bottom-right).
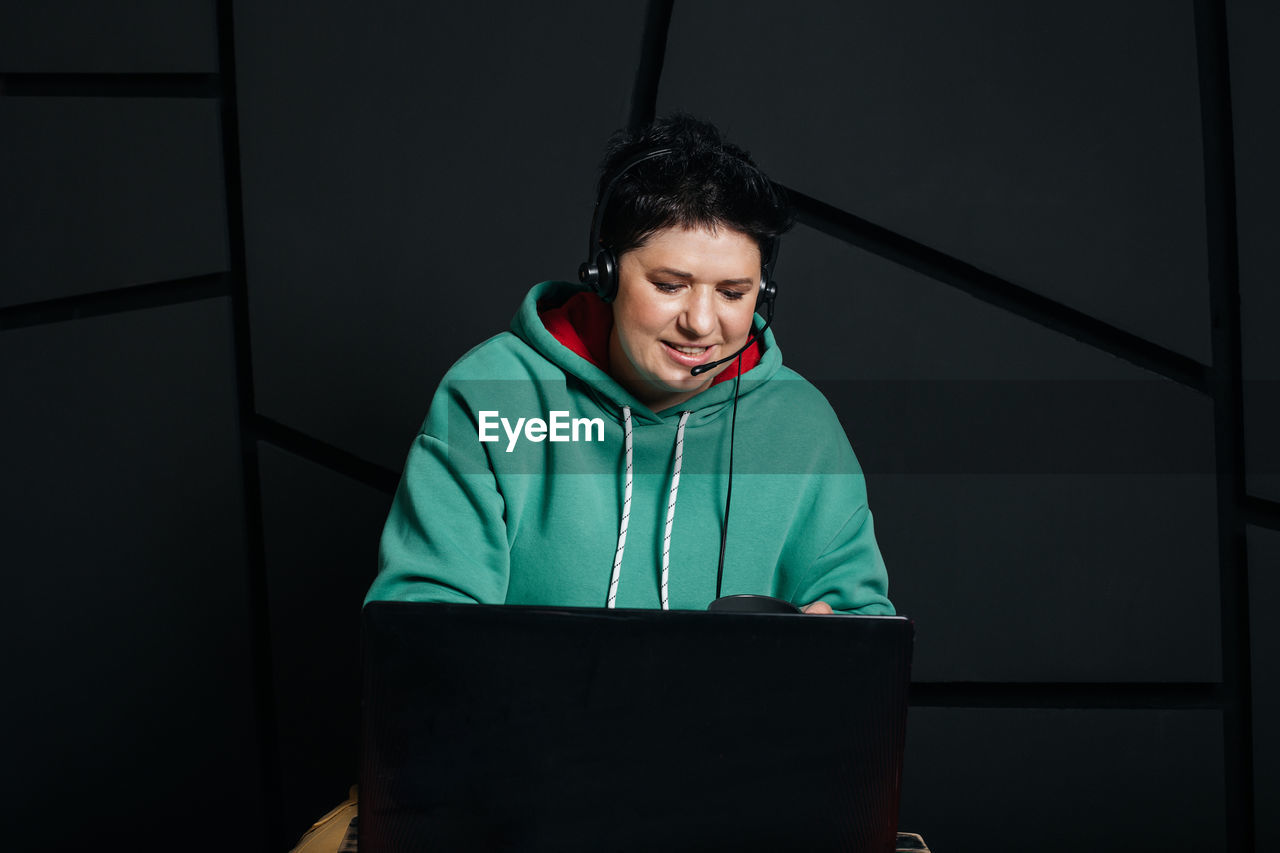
[
  {"x1": 653, "y1": 282, "x2": 683, "y2": 294},
  {"x1": 719, "y1": 288, "x2": 748, "y2": 301}
]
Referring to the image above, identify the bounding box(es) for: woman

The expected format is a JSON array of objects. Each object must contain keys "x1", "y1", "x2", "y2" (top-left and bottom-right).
[{"x1": 366, "y1": 114, "x2": 892, "y2": 616}]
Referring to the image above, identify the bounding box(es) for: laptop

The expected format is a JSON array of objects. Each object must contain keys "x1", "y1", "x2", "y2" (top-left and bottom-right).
[{"x1": 360, "y1": 601, "x2": 914, "y2": 852}]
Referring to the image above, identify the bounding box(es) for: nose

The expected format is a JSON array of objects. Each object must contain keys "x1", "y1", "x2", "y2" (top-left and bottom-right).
[{"x1": 678, "y1": 286, "x2": 716, "y2": 338}]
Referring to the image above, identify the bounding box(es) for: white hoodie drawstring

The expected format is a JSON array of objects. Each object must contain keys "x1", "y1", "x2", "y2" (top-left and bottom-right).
[
  {"x1": 660, "y1": 411, "x2": 691, "y2": 610},
  {"x1": 607, "y1": 407, "x2": 691, "y2": 610},
  {"x1": 606, "y1": 406, "x2": 634, "y2": 609}
]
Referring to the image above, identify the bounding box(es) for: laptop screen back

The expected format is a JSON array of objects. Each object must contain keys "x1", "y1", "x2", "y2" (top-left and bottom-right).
[{"x1": 360, "y1": 602, "x2": 913, "y2": 852}]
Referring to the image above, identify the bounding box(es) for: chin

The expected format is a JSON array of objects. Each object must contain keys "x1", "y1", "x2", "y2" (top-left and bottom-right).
[{"x1": 664, "y1": 376, "x2": 715, "y2": 396}]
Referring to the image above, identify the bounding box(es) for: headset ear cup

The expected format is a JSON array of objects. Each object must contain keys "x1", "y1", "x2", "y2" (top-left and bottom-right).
[
  {"x1": 578, "y1": 260, "x2": 598, "y2": 289},
  {"x1": 758, "y1": 277, "x2": 777, "y2": 311},
  {"x1": 758, "y1": 237, "x2": 780, "y2": 311},
  {"x1": 595, "y1": 249, "x2": 619, "y2": 302}
]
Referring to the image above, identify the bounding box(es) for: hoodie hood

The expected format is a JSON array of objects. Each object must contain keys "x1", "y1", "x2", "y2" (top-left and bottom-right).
[{"x1": 510, "y1": 281, "x2": 782, "y2": 427}]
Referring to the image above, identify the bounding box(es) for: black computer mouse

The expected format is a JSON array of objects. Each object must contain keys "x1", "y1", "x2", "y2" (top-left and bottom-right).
[{"x1": 707, "y1": 594, "x2": 802, "y2": 614}]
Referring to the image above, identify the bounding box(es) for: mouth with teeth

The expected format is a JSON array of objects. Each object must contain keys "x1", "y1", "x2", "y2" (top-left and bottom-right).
[{"x1": 661, "y1": 340, "x2": 717, "y2": 367}]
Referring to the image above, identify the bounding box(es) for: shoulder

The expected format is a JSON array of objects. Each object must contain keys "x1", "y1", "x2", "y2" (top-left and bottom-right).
[
  {"x1": 438, "y1": 332, "x2": 565, "y2": 383},
  {"x1": 449, "y1": 332, "x2": 522, "y2": 374},
  {"x1": 417, "y1": 333, "x2": 562, "y2": 436},
  {"x1": 756, "y1": 366, "x2": 847, "y2": 432},
  {"x1": 744, "y1": 367, "x2": 866, "y2": 474}
]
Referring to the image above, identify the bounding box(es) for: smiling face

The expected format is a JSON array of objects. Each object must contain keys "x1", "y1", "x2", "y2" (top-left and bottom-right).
[{"x1": 607, "y1": 225, "x2": 762, "y2": 412}]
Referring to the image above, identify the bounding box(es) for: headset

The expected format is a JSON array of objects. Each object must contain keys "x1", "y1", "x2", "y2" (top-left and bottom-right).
[{"x1": 578, "y1": 147, "x2": 780, "y2": 313}]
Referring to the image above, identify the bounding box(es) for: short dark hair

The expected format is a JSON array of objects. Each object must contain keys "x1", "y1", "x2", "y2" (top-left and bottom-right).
[{"x1": 595, "y1": 114, "x2": 794, "y2": 261}]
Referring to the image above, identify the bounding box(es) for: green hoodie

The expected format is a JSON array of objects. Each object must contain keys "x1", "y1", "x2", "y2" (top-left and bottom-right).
[{"x1": 367, "y1": 281, "x2": 893, "y2": 614}]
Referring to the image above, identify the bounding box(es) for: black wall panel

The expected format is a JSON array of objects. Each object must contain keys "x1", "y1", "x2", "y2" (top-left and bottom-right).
[
  {"x1": 780, "y1": 225, "x2": 1220, "y2": 682},
  {"x1": 0, "y1": 98, "x2": 229, "y2": 306},
  {"x1": 258, "y1": 443, "x2": 393, "y2": 843},
  {"x1": 0, "y1": 299, "x2": 264, "y2": 850},
  {"x1": 899, "y1": 707, "x2": 1225, "y2": 852},
  {"x1": 1249, "y1": 525, "x2": 1280, "y2": 851},
  {"x1": 1228, "y1": 1, "x2": 1280, "y2": 503},
  {"x1": 0, "y1": 1, "x2": 217, "y2": 72},
  {"x1": 776, "y1": 224, "x2": 1156, "y2": 382},
  {"x1": 658, "y1": 0, "x2": 1211, "y2": 364},
  {"x1": 234, "y1": 1, "x2": 648, "y2": 469}
]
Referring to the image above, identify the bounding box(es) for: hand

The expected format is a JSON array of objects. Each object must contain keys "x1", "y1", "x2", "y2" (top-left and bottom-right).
[{"x1": 801, "y1": 601, "x2": 833, "y2": 615}]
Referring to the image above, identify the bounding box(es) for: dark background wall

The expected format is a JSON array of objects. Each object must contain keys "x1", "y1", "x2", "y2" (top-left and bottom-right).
[{"x1": 1, "y1": 2, "x2": 1276, "y2": 851}]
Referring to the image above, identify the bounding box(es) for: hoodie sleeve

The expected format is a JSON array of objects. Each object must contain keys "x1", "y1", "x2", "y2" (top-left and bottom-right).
[
  {"x1": 365, "y1": 380, "x2": 511, "y2": 606},
  {"x1": 777, "y1": 380, "x2": 895, "y2": 616},
  {"x1": 792, "y1": 496, "x2": 895, "y2": 616}
]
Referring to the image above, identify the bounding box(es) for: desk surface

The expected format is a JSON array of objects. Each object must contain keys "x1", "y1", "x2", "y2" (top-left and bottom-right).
[
  {"x1": 338, "y1": 818, "x2": 930, "y2": 852},
  {"x1": 290, "y1": 786, "x2": 932, "y2": 853}
]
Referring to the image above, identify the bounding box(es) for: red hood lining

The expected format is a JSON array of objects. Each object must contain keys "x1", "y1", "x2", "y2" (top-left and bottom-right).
[{"x1": 538, "y1": 291, "x2": 761, "y2": 389}]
